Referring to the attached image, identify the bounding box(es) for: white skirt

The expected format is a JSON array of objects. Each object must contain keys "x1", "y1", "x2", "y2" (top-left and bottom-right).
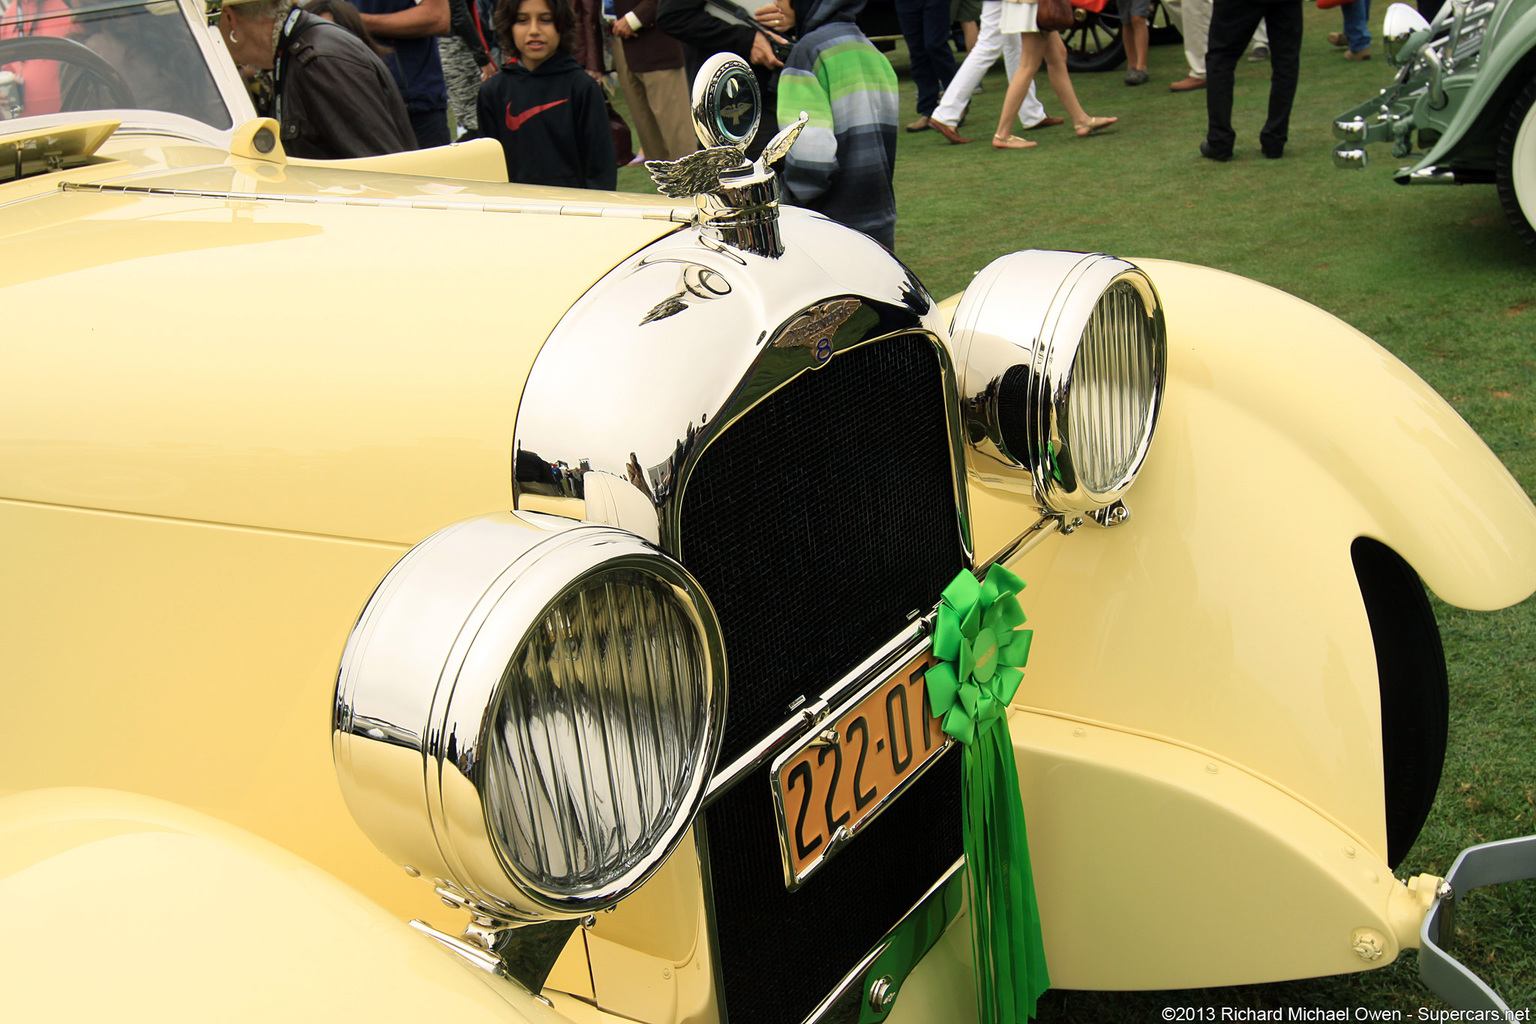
[{"x1": 998, "y1": 0, "x2": 1040, "y2": 33}]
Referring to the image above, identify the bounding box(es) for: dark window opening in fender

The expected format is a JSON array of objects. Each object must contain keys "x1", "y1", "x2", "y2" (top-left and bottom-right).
[{"x1": 1353, "y1": 536, "x2": 1449, "y2": 870}]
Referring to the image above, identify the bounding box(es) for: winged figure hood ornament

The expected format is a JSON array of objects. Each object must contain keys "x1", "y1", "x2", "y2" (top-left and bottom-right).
[{"x1": 645, "y1": 54, "x2": 808, "y2": 258}]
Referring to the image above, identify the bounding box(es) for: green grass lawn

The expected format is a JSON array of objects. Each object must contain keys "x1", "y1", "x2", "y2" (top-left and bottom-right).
[{"x1": 618, "y1": 16, "x2": 1535, "y2": 1017}]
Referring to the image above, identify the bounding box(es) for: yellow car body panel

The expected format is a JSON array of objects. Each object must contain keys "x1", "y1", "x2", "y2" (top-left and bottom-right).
[
  {"x1": 0, "y1": 788, "x2": 572, "y2": 1022},
  {"x1": 3, "y1": 15, "x2": 1535, "y2": 1006},
  {"x1": 949, "y1": 260, "x2": 1536, "y2": 990},
  {"x1": 0, "y1": 148, "x2": 681, "y2": 544},
  {"x1": 968, "y1": 260, "x2": 1535, "y2": 864},
  {"x1": 0, "y1": 137, "x2": 683, "y2": 929}
]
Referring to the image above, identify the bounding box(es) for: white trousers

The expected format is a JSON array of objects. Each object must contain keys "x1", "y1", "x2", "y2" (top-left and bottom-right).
[
  {"x1": 933, "y1": 0, "x2": 1046, "y2": 128},
  {"x1": 1162, "y1": 0, "x2": 1211, "y2": 77},
  {"x1": 1165, "y1": 0, "x2": 1267, "y2": 78}
]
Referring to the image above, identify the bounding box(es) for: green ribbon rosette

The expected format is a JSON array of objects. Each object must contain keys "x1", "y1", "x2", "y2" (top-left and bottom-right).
[{"x1": 925, "y1": 564, "x2": 1049, "y2": 1023}]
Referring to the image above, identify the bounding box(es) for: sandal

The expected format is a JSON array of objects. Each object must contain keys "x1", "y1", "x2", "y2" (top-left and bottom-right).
[
  {"x1": 1074, "y1": 116, "x2": 1118, "y2": 137},
  {"x1": 992, "y1": 134, "x2": 1037, "y2": 150}
]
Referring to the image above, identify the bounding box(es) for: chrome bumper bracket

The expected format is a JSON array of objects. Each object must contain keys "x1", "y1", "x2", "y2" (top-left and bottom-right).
[{"x1": 1419, "y1": 834, "x2": 1536, "y2": 1012}]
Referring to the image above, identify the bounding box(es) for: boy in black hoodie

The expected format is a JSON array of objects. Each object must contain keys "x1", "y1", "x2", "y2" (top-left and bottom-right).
[{"x1": 476, "y1": 0, "x2": 616, "y2": 188}]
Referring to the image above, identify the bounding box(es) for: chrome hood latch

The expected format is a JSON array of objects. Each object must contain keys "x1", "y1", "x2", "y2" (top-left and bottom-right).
[{"x1": 647, "y1": 53, "x2": 806, "y2": 259}]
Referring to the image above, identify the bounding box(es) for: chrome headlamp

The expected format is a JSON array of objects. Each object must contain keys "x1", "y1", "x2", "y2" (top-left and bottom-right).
[
  {"x1": 1383, "y1": 3, "x2": 1431, "y2": 65},
  {"x1": 334, "y1": 512, "x2": 726, "y2": 921},
  {"x1": 951, "y1": 250, "x2": 1166, "y2": 518}
]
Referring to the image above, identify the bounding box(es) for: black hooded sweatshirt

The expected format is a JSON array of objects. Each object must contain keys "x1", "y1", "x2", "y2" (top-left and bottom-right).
[{"x1": 474, "y1": 53, "x2": 616, "y2": 190}]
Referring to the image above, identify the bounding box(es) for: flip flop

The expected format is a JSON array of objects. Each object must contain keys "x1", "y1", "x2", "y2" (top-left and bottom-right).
[
  {"x1": 1074, "y1": 116, "x2": 1118, "y2": 137},
  {"x1": 992, "y1": 134, "x2": 1037, "y2": 150}
]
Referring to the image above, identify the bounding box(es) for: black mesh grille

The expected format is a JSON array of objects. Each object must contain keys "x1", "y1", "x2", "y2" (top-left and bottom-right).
[
  {"x1": 681, "y1": 335, "x2": 965, "y2": 766},
  {"x1": 704, "y1": 751, "x2": 961, "y2": 1024},
  {"x1": 679, "y1": 334, "x2": 966, "y2": 1024}
]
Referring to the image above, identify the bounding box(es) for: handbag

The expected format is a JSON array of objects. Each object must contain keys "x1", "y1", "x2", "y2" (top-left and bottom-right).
[
  {"x1": 607, "y1": 100, "x2": 635, "y2": 167},
  {"x1": 1036, "y1": 0, "x2": 1078, "y2": 33},
  {"x1": 1068, "y1": 0, "x2": 1106, "y2": 11},
  {"x1": 1317, "y1": 0, "x2": 1351, "y2": 8}
]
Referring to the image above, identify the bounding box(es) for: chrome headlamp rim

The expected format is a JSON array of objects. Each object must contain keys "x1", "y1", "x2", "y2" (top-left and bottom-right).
[
  {"x1": 951, "y1": 250, "x2": 1167, "y2": 517},
  {"x1": 464, "y1": 543, "x2": 726, "y2": 915},
  {"x1": 334, "y1": 512, "x2": 727, "y2": 922},
  {"x1": 1383, "y1": 2, "x2": 1432, "y2": 65}
]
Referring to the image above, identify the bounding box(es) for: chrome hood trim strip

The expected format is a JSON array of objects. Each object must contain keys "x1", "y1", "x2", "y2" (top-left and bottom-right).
[{"x1": 58, "y1": 181, "x2": 692, "y2": 221}]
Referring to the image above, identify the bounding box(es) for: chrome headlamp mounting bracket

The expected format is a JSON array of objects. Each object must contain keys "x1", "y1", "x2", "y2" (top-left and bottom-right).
[{"x1": 647, "y1": 53, "x2": 807, "y2": 258}]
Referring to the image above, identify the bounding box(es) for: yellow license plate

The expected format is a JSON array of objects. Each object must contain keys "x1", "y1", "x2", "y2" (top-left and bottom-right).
[{"x1": 769, "y1": 648, "x2": 951, "y2": 888}]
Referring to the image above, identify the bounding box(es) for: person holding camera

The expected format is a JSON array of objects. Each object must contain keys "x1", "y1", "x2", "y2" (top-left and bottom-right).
[{"x1": 655, "y1": 0, "x2": 788, "y2": 156}]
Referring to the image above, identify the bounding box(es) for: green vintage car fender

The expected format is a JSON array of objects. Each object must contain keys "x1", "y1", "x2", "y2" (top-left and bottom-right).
[{"x1": 1412, "y1": 0, "x2": 1536, "y2": 172}]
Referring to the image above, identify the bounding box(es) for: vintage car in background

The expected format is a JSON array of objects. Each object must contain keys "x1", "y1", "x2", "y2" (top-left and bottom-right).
[
  {"x1": 3, "y1": 0, "x2": 1536, "y2": 1020},
  {"x1": 1333, "y1": 0, "x2": 1536, "y2": 251}
]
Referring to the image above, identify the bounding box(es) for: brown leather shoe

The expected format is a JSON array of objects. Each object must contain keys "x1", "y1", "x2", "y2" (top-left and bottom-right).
[
  {"x1": 1169, "y1": 75, "x2": 1206, "y2": 92},
  {"x1": 1327, "y1": 30, "x2": 1347, "y2": 46},
  {"x1": 905, "y1": 116, "x2": 931, "y2": 132},
  {"x1": 1023, "y1": 116, "x2": 1064, "y2": 130},
  {"x1": 1346, "y1": 47, "x2": 1371, "y2": 60},
  {"x1": 931, "y1": 119, "x2": 973, "y2": 144}
]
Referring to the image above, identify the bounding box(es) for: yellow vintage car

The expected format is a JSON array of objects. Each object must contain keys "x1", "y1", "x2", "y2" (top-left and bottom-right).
[{"x1": 2, "y1": 2, "x2": 1534, "y2": 1020}]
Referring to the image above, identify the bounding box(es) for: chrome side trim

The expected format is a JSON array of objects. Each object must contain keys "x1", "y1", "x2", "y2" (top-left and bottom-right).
[
  {"x1": 1394, "y1": 164, "x2": 1457, "y2": 184},
  {"x1": 1420, "y1": 835, "x2": 1536, "y2": 1012},
  {"x1": 57, "y1": 181, "x2": 692, "y2": 221},
  {"x1": 799, "y1": 858, "x2": 967, "y2": 1024}
]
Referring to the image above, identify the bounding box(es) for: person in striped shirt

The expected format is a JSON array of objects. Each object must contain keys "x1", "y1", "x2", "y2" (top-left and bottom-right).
[{"x1": 774, "y1": 0, "x2": 899, "y2": 250}]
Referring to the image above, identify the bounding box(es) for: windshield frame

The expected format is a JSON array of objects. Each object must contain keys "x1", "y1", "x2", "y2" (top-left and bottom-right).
[{"x1": 0, "y1": 0, "x2": 255, "y2": 145}]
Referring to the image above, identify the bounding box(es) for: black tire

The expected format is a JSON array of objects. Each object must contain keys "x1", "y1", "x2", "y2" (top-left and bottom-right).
[
  {"x1": 0, "y1": 36, "x2": 136, "y2": 111},
  {"x1": 1063, "y1": 0, "x2": 1180, "y2": 74},
  {"x1": 1352, "y1": 537, "x2": 1448, "y2": 871},
  {"x1": 1063, "y1": 7, "x2": 1125, "y2": 73},
  {"x1": 1494, "y1": 73, "x2": 1536, "y2": 253}
]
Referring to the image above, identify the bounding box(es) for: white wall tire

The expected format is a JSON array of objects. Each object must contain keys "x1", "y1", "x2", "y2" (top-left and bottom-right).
[{"x1": 1495, "y1": 75, "x2": 1536, "y2": 253}]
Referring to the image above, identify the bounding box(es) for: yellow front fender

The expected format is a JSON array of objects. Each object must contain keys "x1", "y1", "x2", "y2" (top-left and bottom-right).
[
  {"x1": 0, "y1": 789, "x2": 579, "y2": 1022},
  {"x1": 959, "y1": 259, "x2": 1536, "y2": 990}
]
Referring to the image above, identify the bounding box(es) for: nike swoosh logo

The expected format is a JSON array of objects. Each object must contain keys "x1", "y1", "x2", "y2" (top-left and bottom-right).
[{"x1": 505, "y1": 99, "x2": 568, "y2": 131}]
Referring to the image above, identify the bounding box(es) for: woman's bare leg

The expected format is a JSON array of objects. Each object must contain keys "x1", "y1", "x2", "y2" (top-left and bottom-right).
[
  {"x1": 994, "y1": 32, "x2": 1049, "y2": 139},
  {"x1": 1042, "y1": 31, "x2": 1117, "y2": 131},
  {"x1": 1041, "y1": 33, "x2": 1091, "y2": 124}
]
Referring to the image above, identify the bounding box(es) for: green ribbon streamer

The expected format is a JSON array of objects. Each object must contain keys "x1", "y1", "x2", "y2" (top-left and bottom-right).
[{"x1": 925, "y1": 564, "x2": 1049, "y2": 1023}]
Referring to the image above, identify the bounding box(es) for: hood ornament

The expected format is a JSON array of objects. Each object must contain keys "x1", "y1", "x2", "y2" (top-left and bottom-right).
[{"x1": 647, "y1": 53, "x2": 807, "y2": 259}]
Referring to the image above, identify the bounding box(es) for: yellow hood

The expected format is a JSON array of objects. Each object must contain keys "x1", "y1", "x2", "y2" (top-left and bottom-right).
[{"x1": 0, "y1": 132, "x2": 684, "y2": 544}]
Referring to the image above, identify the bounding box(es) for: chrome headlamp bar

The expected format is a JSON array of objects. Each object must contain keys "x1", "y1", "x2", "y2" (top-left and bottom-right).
[
  {"x1": 334, "y1": 511, "x2": 727, "y2": 922},
  {"x1": 951, "y1": 250, "x2": 1167, "y2": 519}
]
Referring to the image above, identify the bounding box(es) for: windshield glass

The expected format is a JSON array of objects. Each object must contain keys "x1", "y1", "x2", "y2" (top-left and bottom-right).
[{"x1": 0, "y1": 0, "x2": 232, "y2": 129}]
